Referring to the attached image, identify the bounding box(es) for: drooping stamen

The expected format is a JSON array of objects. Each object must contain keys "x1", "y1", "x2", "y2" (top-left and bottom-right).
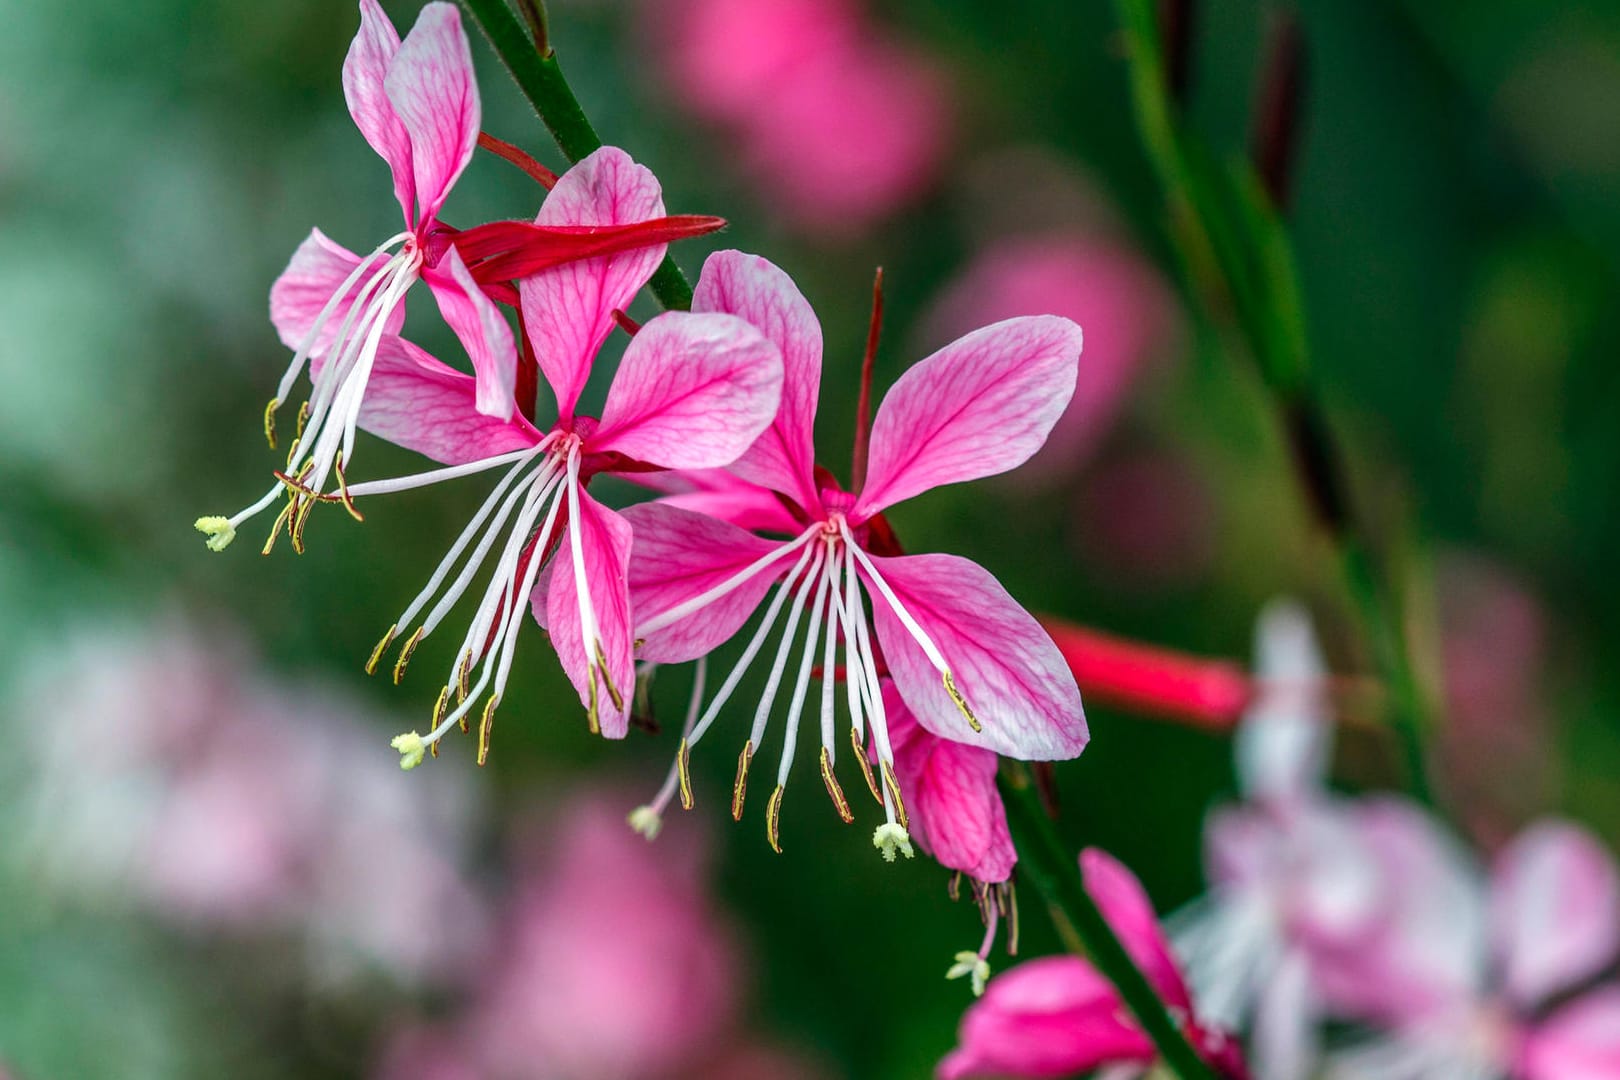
[
  {"x1": 880, "y1": 759, "x2": 910, "y2": 830},
  {"x1": 476, "y1": 694, "x2": 499, "y2": 765},
  {"x1": 630, "y1": 660, "x2": 708, "y2": 835},
  {"x1": 771, "y1": 542, "x2": 835, "y2": 794},
  {"x1": 393, "y1": 626, "x2": 424, "y2": 684},
  {"x1": 637, "y1": 525, "x2": 820, "y2": 638},
  {"x1": 849, "y1": 726, "x2": 883, "y2": 807},
  {"x1": 766, "y1": 784, "x2": 785, "y2": 854},
  {"x1": 732, "y1": 740, "x2": 752, "y2": 821},
  {"x1": 366, "y1": 625, "x2": 397, "y2": 676},
  {"x1": 820, "y1": 746, "x2": 853, "y2": 823},
  {"x1": 676, "y1": 738, "x2": 694, "y2": 811}
]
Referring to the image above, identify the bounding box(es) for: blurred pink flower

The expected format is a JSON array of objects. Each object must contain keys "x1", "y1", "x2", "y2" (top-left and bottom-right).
[
  {"x1": 655, "y1": 0, "x2": 951, "y2": 234},
  {"x1": 1069, "y1": 447, "x2": 1215, "y2": 590},
  {"x1": 919, "y1": 235, "x2": 1180, "y2": 488},
  {"x1": 939, "y1": 849, "x2": 1248, "y2": 1080}
]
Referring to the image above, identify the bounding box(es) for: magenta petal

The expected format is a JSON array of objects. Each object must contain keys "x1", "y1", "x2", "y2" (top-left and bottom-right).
[
  {"x1": 271, "y1": 228, "x2": 404, "y2": 363},
  {"x1": 521, "y1": 147, "x2": 668, "y2": 419},
  {"x1": 343, "y1": 0, "x2": 414, "y2": 221},
  {"x1": 1519, "y1": 986, "x2": 1620, "y2": 1080},
  {"x1": 854, "y1": 315, "x2": 1083, "y2": 519},
  {"x1": 883, "y1": 683, "x2": 1014, "y2": 883},
  {"x1": 863, "y1": 551, "x2": 1087, "y2": 760},
  {"x1": 692, "y1": 250, "x2": 823, "y2": 508},
  {"x1": 1490, "y1": 819, "x2": 1620, "y2": 1010},
  {"x1": 936, "y1": 955, "x2": 1154, "y2": 1080},
  {"x1": 591, "y1": 311, "x2": 783, "y2": 469},
  {"x1": 545, "y1": 487, "x2": 636, "y2": 739},
  {"x1": 1080, "y1": 848, "x2": 1194, "y2": 1011},
  {"x1": 383, "y1": 2, "x2": 479, "y2": 225},
  {"x1": 622, "y1": 502, "x2": 784, "y2": 664},
  {"x1": 359, "y1": 336, "x2": 541, "y2": 465},
  {"x1": 428, "y1": 247, "x2": 518, "y2": 421}
]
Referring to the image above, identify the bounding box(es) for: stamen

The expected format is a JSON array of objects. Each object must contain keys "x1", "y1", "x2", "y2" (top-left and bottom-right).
[
  {"x1": 594, "y1": 641, "x2": 625, "y2": 712},
  {"x1": 677, "y1": 738, "x2": 694, "y2": 810},
  {"x1": 850, "y1": 725, "x2": 883, "y2": 807},
  {"x1": 746, "y1": 547, "x2": 826, "y2": 751},
  {"x1": 881, "y1": 759, "x2": 910, "y2": 830},
  {"x1": 476, "y1": 695, "x2": 498, "y2": 765},
  {"x1": 820, "y1": 746, "x2": 853, "y2": 823},
  {"x1": 773, "y1": 544, "x2": 834, "y2": 789},
  {"x1": 944, "y1": 671, "x2": 984, "y2": 733},
  {"x1": 766, "y1": 784, "x2": 785, "y2": 853},
  {"x1": 295, "y1": 400, "x2": 311, "y2": 441},
  {"x1": 731, "y1": 740, "x2": 752, "y2": 821},
  {"x1": 431, "y1": 686, "x2": 450, "y2": 729},
  {"x1": 366, "y1": 624, "x2": 397, "y2": 675},
  {"x1": 333, "y1": 455, "x2": 364, "y2": 522},
  {"x1": 637, "y1": 525, "x2": 820, "y2": 638},
  {"x1": 263, "y1": 397, "x2": 279, "y2": 450},
  {"x1": 393, "y1": 626, "x2": 425, "y2": 684},
  {"x1": 259, "y1": 499, "x2": 294, "y2": 556}
]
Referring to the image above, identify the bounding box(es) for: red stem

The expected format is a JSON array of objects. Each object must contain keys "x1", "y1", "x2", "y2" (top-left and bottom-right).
[
  {"x1": 477, "y1": 131, "x2": 559, "y2": 189},
  {"x1": 850, "y1": 267, "x2": 884, "y2": 493}
]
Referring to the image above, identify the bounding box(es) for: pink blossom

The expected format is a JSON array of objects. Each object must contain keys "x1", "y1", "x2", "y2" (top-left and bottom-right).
[
  {"x1": 939, "y1": 849, "x2": 1248, "y2": 1080},
  {"x1": 623, "y1": 250, "x2": 1086, "y2": 859},
  {"x1": 301, "y1": 149, "x2": 782, "y2": 758}
]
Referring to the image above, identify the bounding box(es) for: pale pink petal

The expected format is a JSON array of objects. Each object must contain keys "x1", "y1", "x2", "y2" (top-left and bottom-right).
[
  {"x1": 1519, "y1": 986, "x2": 1620, "y2": 1080},
  {"x1": 544, "y1": 488, "x2": 636, "y2": 739},
  {"x1": 383, "y1": 2, "x2": 479, "y2": 225},
  {"x1": 1490, "y1": 820, "x2": 1620, "y2": 1009},
  {"x1": 359, "y1": 336, "x2": 541, "y2": 465},
  {"x1": 853, "y1": 315, "x2": 1083, "y2": 519},
  {"x1": 864, "y1": 552, "x2": 1087, "y2": 760},
  {"x1": 589, "y1": 311, "x2": 783, "y2": 469},
  {"x1": 426, "y1": 246, "x2": 518, "y2": 420},
  {"x1": 622, "y1": 502, "x2": 785, "y2": 664},
  {"x1": 521, "y1": 147, "x2": 668, "y2": 419},
  {"x1": 884, "y1": 683, "x2": 1014, "y2": 883},
  {"x1": 1250, "y1": 949, "x2": 1318, "y2": 1080},
  {"x1": 343, "y1": 0, "x2": 414, "y2": 220},
  {"x1": 1080, "y1": 848, "x2": 1193, "y2": 1011},
  {"x1": 270, "y1": 228, "x2": 404, "y2": 359},
  {"x1": 1234, "y1": 598, "x2": 1330, "y2": 808},
  {"x1": 936, "y1": 955, "x2": 1153, "y2": 1080},
  {"x1": 693, "y1": 250, "x2": 822, "y2": 507}
]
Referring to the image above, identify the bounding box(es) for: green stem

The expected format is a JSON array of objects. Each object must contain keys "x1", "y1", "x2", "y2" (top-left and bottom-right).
[
  {"x1": 999, "y1": 769, "x2": 1219, "y2": 1080},
  {"x1": 459, "y1": 0, "x2": 695, "y2": 311}
]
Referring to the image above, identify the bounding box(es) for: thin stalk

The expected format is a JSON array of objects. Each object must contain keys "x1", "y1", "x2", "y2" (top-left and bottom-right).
[
  {"x1": 999, "y1": 767, "x2": 1219, "y2": 1080},
  {"x1": 460, "y1": 0, "x2": 696, "y2": 311}
]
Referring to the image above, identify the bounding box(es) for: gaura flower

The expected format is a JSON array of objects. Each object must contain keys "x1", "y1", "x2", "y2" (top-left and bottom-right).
[
  {"x1": 301, "y1": 149, "x2": 782, "y2": 761},
  {"x1": 939, "y1": 849, "x2": 1248, "y2": 1080},
  {"x1": 197, "y1": 0, "x2": 721, "y2": 555},
  {"x1": 623, "y1": 250, "x2": 1087, "y2": 858}
]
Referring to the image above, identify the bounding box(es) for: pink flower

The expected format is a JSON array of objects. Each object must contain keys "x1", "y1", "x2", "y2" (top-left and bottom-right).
[
  {"x1": 320, "y1": 149, "x2": 782, "y2": 759},
  {"x1": 939, "y1": 849, "x2": 1248, "y2": 1080},
  {"x1": 623, "y1": 250, "x2": 1086, "y2": 858}
]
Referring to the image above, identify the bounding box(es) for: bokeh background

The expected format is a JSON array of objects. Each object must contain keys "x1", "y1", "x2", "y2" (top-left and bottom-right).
[{"x1": 3, "y1": 0, "x2": 1619, "y2": 1076}]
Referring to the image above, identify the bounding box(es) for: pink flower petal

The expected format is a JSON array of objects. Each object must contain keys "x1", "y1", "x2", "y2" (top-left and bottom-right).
[
  {"x1": 427, "y1": 246, "x2": 518, "y2": 420},
  {"x1": 692, "y1": 250, "x2": 822, "y2": 508},
  {"x1": 383, "y1": 2, "x2": 478, "y2": 226},
  {"x1": 343, "y1": 0, "x2": 414, "y2": 221},
  {"x1": 853, "y1": 315, "x2": 1083, "y2": 519},
  {"x1": 270, "y1": 228, "x2": 404, "y2": 361},
  {"x1": 863, "y1": 551, "x2": 1087, "y2": 760},
  {"x1": 1519, "y1": 986, "x2": 1620, "y2": 1080},
  {"x1": 521, "y1": 147, "x2": 668, "y2": 420},
  {"x1": 885, "y1": 684, "x2": 1015, "y2": 883},
  {"x1": 1491, "y1": 820, "x2": 1620, "y2": 1009},
  {"x1": 622, "y1": 502, "x2": 785, "y2": 664},
  {"x1": 359, "y1": 336, "x2": 541, "y2": 465},
  {"x1": 1080, "y1": 848, "x2": 1193, "y2": 1011},
  {"x1": 636, "y1": 468, "x2": 806, "y2": 534},
  {"x1": 544, "y1": 487, "x2": 636, "y2": 739},
  {"x1": 590, "y1": 311, "x2": 783, "y2": 469}
]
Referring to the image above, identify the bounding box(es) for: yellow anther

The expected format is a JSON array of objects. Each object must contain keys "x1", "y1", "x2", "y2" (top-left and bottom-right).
[
  {"x1": 594, "y1": 643, "x2": 625, "y2": 712},
  {"x1": 260, "y1": 500, "x2": 294, "y2": 556},
  {"x1": 731, "y1": 740, "x2": 753, "y2": 821},
  {"x1": 766, "y1": 785, "x2": 785, "y2": 854},
  {"x1": 294, "y1": 400, "x2": 311, "y2": 441},
  {"x1": 391, "y1": 731, "x2": 425, "y2": 771},
  {"x1": 628, "y1": 806, "x2": 662, "y2": 840},
  {"x1": 881, "y1": 758, "x2": 910, "y2": 830},
  {"x1": 393, "y1": 626, "x2": 424, "y2": 684},
  {"x1": 365, "y1": 625, "x2": 397, "y2": 676},
  {"x1": 455, "y1": 653, "x2": 471, "y2": 704},
  {"x1": 476, "y1": 695, "x2": 498, "y2": 765},
  {"x1": 194, "y1": 516, "x2": 236, "y2": 553},
  {"x1": 334, "y1": 455, "x2": 364, "y2": 523},
  {"x1": 263, "y1": 397, "x2": 279, "y2": 450},
  {"x1": 290, "y1": 494, "x2": 315, "y2": 555},
  {"x1": 820, "y1": 746, "x2": 853, "y2": 823},
  {"x1": 1006, "y1": 882, "x2": 1021, "y2": 956},
  {"x1": 430, "y1": 685, "x2": 450, "y2": 729},
  {"x1": 850, "y1": 726, "x2": 883, "y2": 807},
  {"x1": 676, "y1": 738, "x2": 694, "y2": 811},
  {"x1": 873, "y1": 822, "x2": 915, "y2": 862},
  {"x1": 586, "y1": 671, "x2": 600, "y2": 735},
  {"x1": 943, "y1": 670, "x2": 983, "y2": 733}
]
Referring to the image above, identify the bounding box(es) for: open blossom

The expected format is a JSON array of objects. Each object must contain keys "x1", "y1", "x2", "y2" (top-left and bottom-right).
[
  {"x1": 322, "y1": 149, "x2": 782, "y2": 762},
  {"x1": 624, "y1": 250, "x2": 1087, "y2": 858},
  {"x1": 1331, "y1": 820, "x2": 1620, "y2": 1080},
  {"x1": 197, "y1": 0, "x2": 719, "y2": 557},
  {"x1": 939, "y1": 849, "x2": 1248, "y2": 1080}
]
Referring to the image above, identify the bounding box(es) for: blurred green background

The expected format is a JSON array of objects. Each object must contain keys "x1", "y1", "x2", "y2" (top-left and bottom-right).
[{"x1": 2, "y1": 0, "x2": 1619, "y2": 1076}]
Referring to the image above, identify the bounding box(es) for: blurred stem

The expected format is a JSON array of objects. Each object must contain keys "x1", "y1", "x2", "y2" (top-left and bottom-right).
[
  {"x1": 999, "y1": 766, "x2": 1219, "y2": 1080},
  {"x1": 459, "y1": 0, "x2": 695, "y2": 311},
  {"x1": 1112, "y1": 0, "x2": 1435, "y2": 804}
]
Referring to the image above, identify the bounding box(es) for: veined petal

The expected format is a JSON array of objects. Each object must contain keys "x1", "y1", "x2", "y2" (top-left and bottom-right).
[
  {"x1": 521, "y1": 147, "x2": 667, "y2": 420},
  {"x1": 864, "y1": 551, "x2": 1087, "y2": 760},
  {"x1": 590, "y1": 311, "x2": 783, "y2": 469},
  {"x1": 637, "y1": 468, "x2": 806, "y2": 534},
  {"x1": 885, "y1": 684, "x2": 1014, "y2": 883},
  {"x1": 271, "y1": 228, "x2": 404, "y2": 360},
  {"x1": 384, "y1": 2, "x2": 478, "y2": 225},
  {"x1": 1519, "y1": 986, "x2": 1620, "y2": 1080},
  {"x1": 359, "y1": 335, "x2": 541, "y2": 465},
  {"x1": 427, "y1": 247, "x2": 518, "y2": 421},
  {"x1": 854, "y1": 315, "x2": 1083, "y2": 519},
  {"x1": 546, "y1": 485, "x2": 636, "y2": 739},
  {"x1": 693, "y1": 250, "x2": 822, "y2": 508},
  {"x1": 1080, "y1": 848, "x2": 1194, "y2": 1012},
  {"x1": 1490, "y1": 820, "x2": 1620, "y2": 1009},
  {"x1": 343, "y1": 0, "x2": 414, "y2": 220},
  {"x1": 622, "y1": 502, "x2": 785, "y2": 664}
]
